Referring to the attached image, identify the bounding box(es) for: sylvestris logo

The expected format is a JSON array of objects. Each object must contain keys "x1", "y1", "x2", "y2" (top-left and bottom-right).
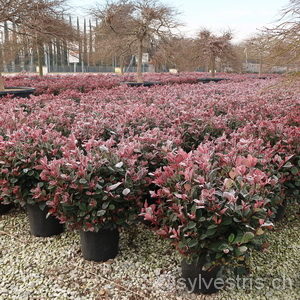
[{"x1": 153, "y1": 274, "x2": 294, "y2": 293}]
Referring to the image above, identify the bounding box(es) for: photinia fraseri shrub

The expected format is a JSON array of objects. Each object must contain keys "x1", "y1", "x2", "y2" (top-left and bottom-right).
[
  {"x1": 116, "y1": 131, "x2": 182, "y2": 207},
  {"x1": 0, "y1": 126, "x2": 65, "y2": 209},
  {"x1": 212, "y1": 135, "x2": 284, "y2": 209},
  {"x1": 36, "y1": 139, "x2": 140, "y2": 232},
  {"x1": 234, "y1": 122, "x2": 300, "y2": 204},
  {"x1": 180, "y1": 120, "x2": 225, "y2": 152},
  {"x1": 140, "y1": 144, "x2": 275, "y2": 269},
  {"x1": 272, "y1": 154, "x2": 300, "y2": 201}
]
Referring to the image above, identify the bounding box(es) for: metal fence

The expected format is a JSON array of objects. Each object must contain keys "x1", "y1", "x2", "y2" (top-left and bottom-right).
[
  {"x1": 1, "y1": 64, "x2": 152, "y2": 74},
  {"x1": 1, "y1": 64, "x2": 36, "y2": 73}
]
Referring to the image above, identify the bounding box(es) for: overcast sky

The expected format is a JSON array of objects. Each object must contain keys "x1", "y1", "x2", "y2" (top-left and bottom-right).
[{"x1": 68, "y1": 0, "x2": 289, "y2": 42}]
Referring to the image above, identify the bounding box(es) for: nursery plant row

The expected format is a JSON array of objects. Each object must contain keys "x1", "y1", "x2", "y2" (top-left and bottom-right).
[
  {"x1": 4, "y1": 72, "x2": 275, "y2": 95},
  {"x1": 0, "y1": 74, "x2": 299, "y2": 294}
]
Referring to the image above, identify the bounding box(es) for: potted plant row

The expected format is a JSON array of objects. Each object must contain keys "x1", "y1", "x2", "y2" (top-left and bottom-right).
[{"x1": 0, "y1": 130, "x2": 292, "y2": 295}]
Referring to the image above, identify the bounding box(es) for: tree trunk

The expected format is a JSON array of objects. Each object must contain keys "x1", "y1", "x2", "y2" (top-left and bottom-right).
[
  {"x1": 259, "y1": 54, "x2": 263, "y2": 76},
  {"x1": 37, "y1": 42, "x2": 44, "y2": 76},
  {"x1": 137, "y1": 39, "x2": 143, "y2": 83},
  {"x1": 120, "y1": 56, "x2": 125, "y2": 75},
  {"x1": 0, "y1": 73, "x2": 4, "y2": 91},
  {"x1": 204, "y1": 63, "x2": 209, "y2": 73},
  {"x1": 210, "y1": 56, "x2": 216, "y2": 77}
]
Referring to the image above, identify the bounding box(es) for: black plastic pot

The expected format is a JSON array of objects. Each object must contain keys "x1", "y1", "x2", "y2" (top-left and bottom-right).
[
  {"x1": 197, "y1": 78, "x2": 227, "y2": 84},
  {"x1": 0, "y1": 87, "x2": 35, "y2": 98},
  {"x1": 181, "y1": 258, "x2": 223, "y2": 294},
  {"x1": 0, "y1": 203, "x2": 14, "y2": 215},
  {"x1": 274, "y1": 200, "x2": 288, "y2": 222},
  {"x1": 26, "y1": 203, "x2": 64, "y2": 237},
  {"x1": 80, "y1": 228, "x2": 119, "y2": 262},
  {"x1": 120, "y1": 81, "x2": 162, "y2": 87}
]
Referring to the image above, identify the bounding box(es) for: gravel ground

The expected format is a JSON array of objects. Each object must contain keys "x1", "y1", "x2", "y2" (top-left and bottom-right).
[{"x1": 0, "y1": 204, "x2": 299, "y2": 300}]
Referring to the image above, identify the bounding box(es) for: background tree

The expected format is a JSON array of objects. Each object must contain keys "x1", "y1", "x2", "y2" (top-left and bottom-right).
[
  {"x1": 244, "y1": 34, "x2": 272, "y2": 75},
  {"x1": 0, "y1": 0, "x2": 73, "y2": 90},
  {"x1": 93, "y1": 15, "x2": 135, "y2": 73},
  {"x1": 195, "y1": 29, "x2": 235, "y2": 77},
  {"x1": 263, "y1": 0, "x2": 300, "y2": 71},
  {"x1": 152, "y1": 37, "x2": 196, "y2": 72},
  {"x1": 93, "y1": 0, "x2": 180, "y2": 82},
  {"x1": 18, "y1": 14, "x2": 76, "y2": 76}
]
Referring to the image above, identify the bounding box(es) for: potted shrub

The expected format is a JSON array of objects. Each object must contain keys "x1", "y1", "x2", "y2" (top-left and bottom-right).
[
  {"x1": 270, "y1": 154, "x2": 300, "y2": 221},
  {"x1": 37, "y1": 141, "x2": 140, "y2": 262},
  {"x1": 281, "y1": 155, "x2": 300, "y2": 200},
  {"x1": 140, "y1": 146, "x2": 275, "y2": 294},
  {"x1": 0, "y1": 126, "x2": 65, "y2": 236}
]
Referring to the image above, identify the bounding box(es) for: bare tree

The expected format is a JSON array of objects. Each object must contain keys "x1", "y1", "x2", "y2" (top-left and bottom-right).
[
  {"x1": 93, "y1": 16, "x2": 135, "y2": 74},
  {"x1": 152, "y1": 37, "x2": 196, "y2": 72},
  {"x1": 244, "y1": 34, "x2": 272, "y2": 75},
  {"x1": 195, "y1": 29, "x2": 234, "y2": 77},
  {"x1": 263, "y1": 0, "x2": 300, "y2": 71},
  {"x1": 0, "y1": 0, "x2": 71, "y2": 90},
  {"x1": 19, "y1": 14, "x2": 76, "y2": 76},
  {"x1": 93, "y1": 0, "x2": 180, "y2": 82}
]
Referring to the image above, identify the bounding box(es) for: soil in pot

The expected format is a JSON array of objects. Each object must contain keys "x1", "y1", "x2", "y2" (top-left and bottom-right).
[
  {"x1": 80, "y1": 228, "x2": 119, "y2": 262},
  {"x1": 0, "y1": 203, "x2": 14, "y2": 215},
  {"x1": 0, "y1": 87, "x2": 35, "y2": 98},
  {"x1": 26, "y1": 203, "x2": 64, "y2": 237},
  {"x1": 181, "y1": 258, "x2": 223, "y2": 294}
]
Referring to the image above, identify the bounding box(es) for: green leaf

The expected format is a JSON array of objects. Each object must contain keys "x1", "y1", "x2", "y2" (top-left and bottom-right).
[
  {"x1": 97, "y1": 210, "x2": 106, "y2": 216},
  {"x1": 79, "y1": 178, "x2": 87, "y2": 184},
  {"x1": 240, "y1": 232, "x2": 255, "y2": 244},
  {"x1": 187, "y1": 221, "x2": 197, "y2": 229},
  {"x1": 79, "y1": 203, "x2": 87, "y2": 211},
  {"x1": 200, "y1": 234, "x2": 207, "y2": 240},
  {"x1": 233, "y1": 217, "x2": 241, "y2": 223},
  {"x1": 188, "y1": 239, "x2": 198, "y2": 248},
  {"x1": 218, "y1": 243, "x2": 229, "y2": 251},
  {"x1": 38, "y1": 202, "x2": 47, "y2": 211},
  {"x1": 283, "y1": 162, "x2": 293, "y2": 168},
  {"x1": 291, "y1": 167, "x2": 299, "y2": 175},
  {"x1": 206, "y1": 228, "x2": 217, "y2": 237},
  {"x1": 238, "y1": 246, "x2": 248, "y2": 253},
  {"x1": 102, "y1": 202, "x2": 110, "y2": 209},
  {"x1": 222, "y1": 217, "x2": 232, "y2": 225},
  {"x1": 178, "y1": 241, "x2": 186, "y2": 249},
  {"x1": 228, "y1": 233, "x2": 235, "y2": 243},
  {"x1": 109, "y1": 204, "x2": 115, "y2": 210},
  {"x1": 208, "y1": 224, "x2": 218, "y2": 229}
]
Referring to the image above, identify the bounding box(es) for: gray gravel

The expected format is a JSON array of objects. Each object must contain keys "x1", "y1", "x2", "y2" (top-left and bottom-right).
[{"x1": 0, "y1": 206, "x2": 299, "y2": 300}]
